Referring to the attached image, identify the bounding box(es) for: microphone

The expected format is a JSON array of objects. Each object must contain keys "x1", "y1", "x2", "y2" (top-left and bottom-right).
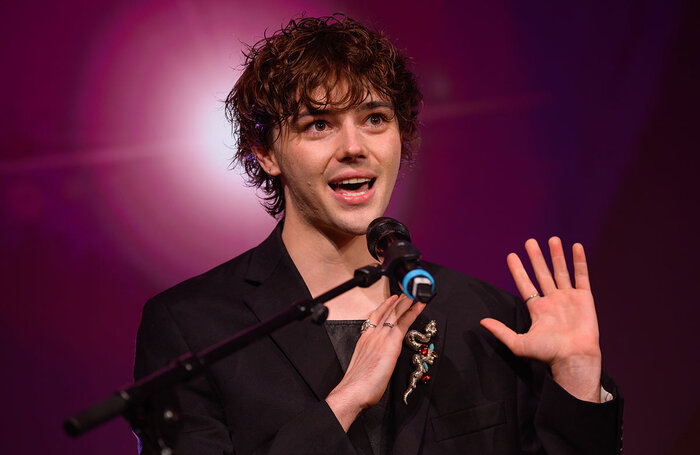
[{"x1": 366, "y1": 217, "x2": 435, "y2": 303}]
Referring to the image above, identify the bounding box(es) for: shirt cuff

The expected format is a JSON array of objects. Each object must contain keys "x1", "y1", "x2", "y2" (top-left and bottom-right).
[{"x1": 601, "y1": 385, "x2": 613, "y2": 403}]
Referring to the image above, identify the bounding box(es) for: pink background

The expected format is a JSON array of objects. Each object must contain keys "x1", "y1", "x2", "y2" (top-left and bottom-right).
[{"x1": 1, "y1": 0, "x2": 698, "y2": 453}]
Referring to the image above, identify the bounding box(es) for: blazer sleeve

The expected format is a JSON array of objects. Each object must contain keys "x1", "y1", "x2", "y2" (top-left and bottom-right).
[
  {"x1": 134, "y1": 297, "x2": 360, "y2": 455},
  {"x1": 534, "y1": 372, "x2": 623, "y2": 454}
]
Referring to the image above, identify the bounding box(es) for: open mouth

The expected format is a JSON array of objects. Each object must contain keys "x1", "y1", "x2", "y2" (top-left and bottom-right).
[{"x1": 329, "y1": 177, "x2": 376, "y2": 196}]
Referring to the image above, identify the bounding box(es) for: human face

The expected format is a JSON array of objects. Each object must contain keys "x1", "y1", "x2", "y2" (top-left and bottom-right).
[{"x1": 266, "y1": 91, "x2": 402, "y2": 238}]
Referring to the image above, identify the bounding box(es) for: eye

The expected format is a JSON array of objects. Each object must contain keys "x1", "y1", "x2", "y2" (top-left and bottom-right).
[
  {"x1": 367, "y1": 112, "x2": 393, "y2": 128},
  {"x1": 309, "y1": 120, "x2": 327, "y2": 132},
  {"x1": 368, "y1": 113, "x2": 385, "y2": 126}
]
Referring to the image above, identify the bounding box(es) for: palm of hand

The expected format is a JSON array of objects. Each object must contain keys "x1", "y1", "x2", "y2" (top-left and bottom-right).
[
  {"x1": 480, "y1": 237, "x2": 603, "y2": 402},
  {"x1": 518, "y1": 287, "x2": 600, "y2": 364}
]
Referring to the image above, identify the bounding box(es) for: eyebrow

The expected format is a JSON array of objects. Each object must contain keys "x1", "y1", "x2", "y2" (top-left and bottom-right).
[
  {"x1": 296, "y1": 100, "x2": 395, "y2": 119},
  {"x1": 358, "y1": 100, "x2": 394, "y2": 112}
]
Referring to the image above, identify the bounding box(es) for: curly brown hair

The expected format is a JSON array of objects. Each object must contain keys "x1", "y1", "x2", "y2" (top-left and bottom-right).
[{"x1": 225, "y1": 14, "x2": 422, "y2": 217}]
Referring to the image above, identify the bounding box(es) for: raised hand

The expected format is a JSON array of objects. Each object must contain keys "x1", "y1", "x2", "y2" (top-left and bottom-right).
[
  {"x1": 480, "y1": 237, "x2": 603, "y2": 402},
  {"x1": 326, "y1": 294, "x2": 425, "y2": 431}
]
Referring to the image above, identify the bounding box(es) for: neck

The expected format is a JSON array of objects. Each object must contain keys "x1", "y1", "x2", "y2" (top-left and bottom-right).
[
  {"x1": 282, "y1": 215, "x2": 378, "y2": 297},
  {"x1": 281, "y1": 211, "x2": 391, "y2": 320}
]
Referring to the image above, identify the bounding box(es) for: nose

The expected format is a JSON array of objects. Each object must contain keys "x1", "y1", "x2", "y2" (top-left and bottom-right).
[{"x1": 336, "y1": 122, "x2": 366, "y2": 162}]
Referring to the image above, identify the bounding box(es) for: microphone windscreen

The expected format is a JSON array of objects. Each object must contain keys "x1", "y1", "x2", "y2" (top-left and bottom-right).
[{"x1": 366, "y1": 217, "x2": 411, "y2": 260}]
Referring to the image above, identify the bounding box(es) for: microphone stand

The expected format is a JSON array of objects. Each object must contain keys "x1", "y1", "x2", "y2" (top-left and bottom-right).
[{"x1": 63, "y1": 264, "x2": 384, "y2": 454}]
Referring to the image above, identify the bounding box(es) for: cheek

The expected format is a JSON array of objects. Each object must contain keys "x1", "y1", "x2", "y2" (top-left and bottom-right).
[
  {"x1": 279, "y1": 154, "x2": 324, "y2": 192},
  {"x1": 385, "y1": 136, "x2": 402, "y2": 172}
]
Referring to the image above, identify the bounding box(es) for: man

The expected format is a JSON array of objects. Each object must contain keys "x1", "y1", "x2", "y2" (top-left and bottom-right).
[{"x1": 135, "y1": 14, "x2": 622, "y2": 454}]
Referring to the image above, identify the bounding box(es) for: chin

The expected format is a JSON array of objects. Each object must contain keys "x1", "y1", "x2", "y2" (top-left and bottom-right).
[
  {"x1": 333, "y1": 210, "x2": 385, "y2": 237},
  {"x1": 323, "y1": 219, "x2": 366, "y2": 238}
]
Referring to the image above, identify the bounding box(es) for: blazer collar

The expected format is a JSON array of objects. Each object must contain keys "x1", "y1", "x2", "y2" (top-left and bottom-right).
[
  {"x1": 242, "y1": 221, "x2": 345, "y2": 400},
  {"x1": 242, "y1": 222, "x2": 374, "y2": 453}
]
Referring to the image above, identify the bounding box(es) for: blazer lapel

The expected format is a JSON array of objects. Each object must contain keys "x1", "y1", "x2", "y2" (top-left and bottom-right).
[
  {"x1": 239, "y1": 224, "x2": 387, "y2": 454},
  {"x1": 241, "y1": 224, "x2": 344, "y2": 401},
  {"x1": 390, "y1": 301, "x2": 447, "y2": 455}
]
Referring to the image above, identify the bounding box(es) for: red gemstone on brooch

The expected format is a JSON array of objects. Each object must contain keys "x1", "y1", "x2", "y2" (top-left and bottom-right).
[
  {"x1": 420, "y1": 347, "x2": 428, "y2": 355},
  {"x1": 421, "y1": 375, "x2": 431, "y2": 383}
]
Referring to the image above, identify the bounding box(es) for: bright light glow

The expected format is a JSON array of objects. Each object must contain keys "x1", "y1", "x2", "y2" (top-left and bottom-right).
[{"x1": 74, "y1": 0, "x2": 334, "y2": 284}]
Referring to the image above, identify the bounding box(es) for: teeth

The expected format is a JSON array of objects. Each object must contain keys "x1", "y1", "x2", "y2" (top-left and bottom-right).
[
  {"x1": 338, "y1": 188, "x2": 369, "y2": 196},
  {"x1": 337, "y1": 177, "x2": 371, "y2": 185}
]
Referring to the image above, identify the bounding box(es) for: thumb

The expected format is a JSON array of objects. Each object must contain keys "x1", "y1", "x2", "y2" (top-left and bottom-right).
[{"x1": 480, "y1": 318, "x2": 524, "y2": 356}]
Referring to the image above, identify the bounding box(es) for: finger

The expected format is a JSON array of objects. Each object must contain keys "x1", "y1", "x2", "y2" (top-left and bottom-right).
[
  {"x1": 548, "y1": 236, "x2": 572, "y2": 289},
  {"x1": 377, "y1": 294, "x2": 412, "y2": 327},
  {"x1": 524, "y1": 238, "x2": 557, "y2": 295},
  {"x1": 385, "y1": 295, "x2": 420, "y2": 332},
  {"x1": 396, "y1": 301, "x2": 426, "y2": 332},
  {"x1": 480, "y1": 318, "x2": 525, "y2": 357},
  {"x1": 572, "y1": 243, "x2": 591, "y2": 290},
  {"x1": 363, "y1": 295, "x2": 399, "y2": 334},
  {"x1": 374, "y1": 294, "x2": 399, "y2": 320},
  {"x1": 391, "y1": 294, "x2": 415, "y2": 320},
  {"x1": 507, "y1": 253, "x2": 540, "y2": 301}
]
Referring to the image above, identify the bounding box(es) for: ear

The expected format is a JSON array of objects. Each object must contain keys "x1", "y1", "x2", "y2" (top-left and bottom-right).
[{"x1": 251, "y1": 145, "x2": 281, "y2": 177}]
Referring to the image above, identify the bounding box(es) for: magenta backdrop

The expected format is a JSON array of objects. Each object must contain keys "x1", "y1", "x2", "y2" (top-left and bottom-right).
[{"x1": 1, "y1": 1, "x2": 698, "y2": 453}]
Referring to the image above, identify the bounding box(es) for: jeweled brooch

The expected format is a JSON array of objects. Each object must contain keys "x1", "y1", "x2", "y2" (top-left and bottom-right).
[{"x1": 403, "y1": 320, "x2": 438, "y2": 404}]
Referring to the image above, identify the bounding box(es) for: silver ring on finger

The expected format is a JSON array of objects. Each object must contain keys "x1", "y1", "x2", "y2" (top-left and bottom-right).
[
  {"x1": 383, "y1": 322, "x2": 395, "y2": 328},
  {"x1": 524, "y1": 293, "x2": 540, "y2": 304},
  {"x1": 361, "y1": 319, "x2": 377, "y2": 333}
]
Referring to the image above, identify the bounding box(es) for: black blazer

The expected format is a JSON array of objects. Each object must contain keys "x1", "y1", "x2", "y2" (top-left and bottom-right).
[{"x1": 134, "y1": 224, "x2": 623, "y2": 454}]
